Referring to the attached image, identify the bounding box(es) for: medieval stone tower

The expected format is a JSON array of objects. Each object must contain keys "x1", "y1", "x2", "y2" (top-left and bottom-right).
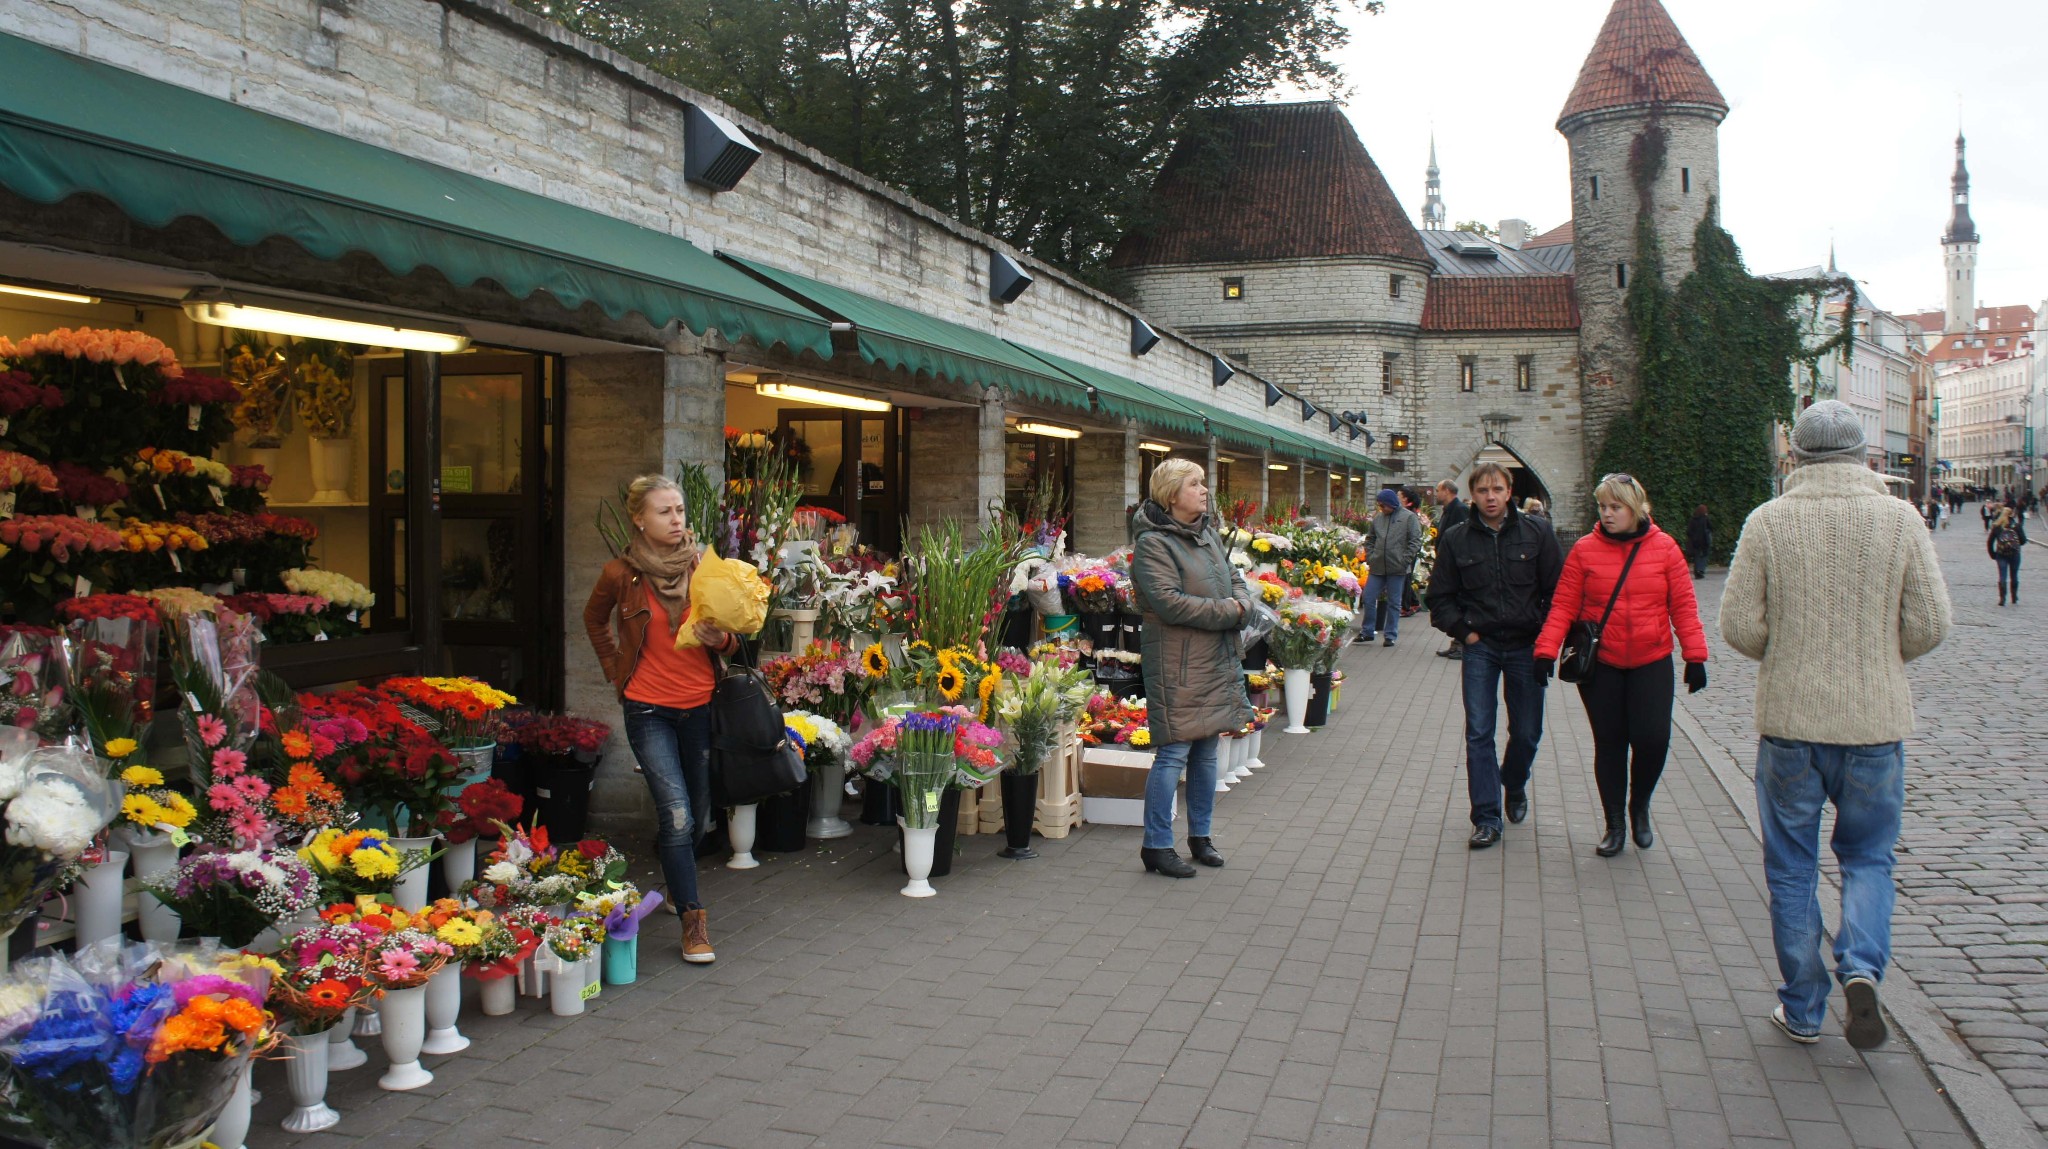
[{"x1": 1557, "y1": 0, "x2": 1726, "y2": 475}]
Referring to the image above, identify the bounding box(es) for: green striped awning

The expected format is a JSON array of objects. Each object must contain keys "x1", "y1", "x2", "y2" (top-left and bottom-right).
[{"x1": 1005, "y1": 345, "x2": 1210, "y2": 439}]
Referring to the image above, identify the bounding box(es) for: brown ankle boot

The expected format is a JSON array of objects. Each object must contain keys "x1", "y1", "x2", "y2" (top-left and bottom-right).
[{"x1": 681, "y1": 908, "x2": 716, "y2": 964}]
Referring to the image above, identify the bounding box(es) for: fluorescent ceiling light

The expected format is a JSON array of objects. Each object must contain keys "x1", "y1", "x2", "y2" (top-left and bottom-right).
[
  {"x1": 1015, "y1": 421, "x2": 1082, "y2": 440},
  {"x1": 0, "y1": 282, "x2": 99, "y2": 305},
  {"x1": 1268, "y1": 463, "x2": 1289, "y2": 471},
  {"x1": 1138, "y1": 441, "x2": 1173, "y2": 453},
  {"x1": 184, "y1": 291, "x2": 468, "y2": 353},
  {"x1": 1349, "y1": 476, "x2": 1363, "y2": 482},
  {"x1": 757, "y1": 381, "x2": 891, "y2": 412},
  {"x1": 1216, "y1": 456, "x2": 1236, "y2": 464}
]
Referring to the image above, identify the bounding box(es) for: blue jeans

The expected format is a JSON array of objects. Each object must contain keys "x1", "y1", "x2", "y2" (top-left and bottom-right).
[
  {"x1": 1754, "y1": 737, "x2": 1905, "y2": 1034},
  {"x1": 1143, "y1": 735, "x2": 1218, "y2": 849},
  {"x1": 1461, "y1": 639, "x2": 1544, "y2": 829},
  {"x1": 1996, "y1": 552, "x2": 2021, "y2": 595},
  {"x1": 621, "y1": 700, "x2": 713, "y2": 911},
  {"x1": 1361, "y1": 573, "x2": 1404, "y2": 640}
]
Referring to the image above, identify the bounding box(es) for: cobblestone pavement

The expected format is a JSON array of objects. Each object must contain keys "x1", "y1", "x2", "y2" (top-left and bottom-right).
[
  {"x1": 1679, "y1": 507, "x2": 2048, "y2": 1137},
  {"x1": 258, "y1": 632, "x2": 1981, "y2": 1148}
]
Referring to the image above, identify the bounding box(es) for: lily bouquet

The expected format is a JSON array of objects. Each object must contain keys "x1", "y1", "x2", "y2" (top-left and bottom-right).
[{"x1": 994, "y1": 657, "x2": 1093, "y2": 775}]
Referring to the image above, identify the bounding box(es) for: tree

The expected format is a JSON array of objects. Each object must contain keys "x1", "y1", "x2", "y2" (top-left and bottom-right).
[
  {"x1": 1452, "y1": 220, "x2": 1496, "y2": 239},
  {"x1": 511, "y1": 0, "x2": 1376, "y2": 282}
]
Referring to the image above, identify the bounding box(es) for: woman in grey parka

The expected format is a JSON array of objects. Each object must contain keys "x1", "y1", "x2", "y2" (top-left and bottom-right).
[{"x1": 1129, "y1": 459, "x2": 1255, "y2": 878}]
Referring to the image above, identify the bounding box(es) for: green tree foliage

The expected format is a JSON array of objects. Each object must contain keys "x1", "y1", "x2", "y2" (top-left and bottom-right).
[
  {"x1": 1596, "y1": 122, "x2": 1851, "y2": 560},
  {"x1": 510, "y1": 0, "x2": 1373, "y2": 280}
]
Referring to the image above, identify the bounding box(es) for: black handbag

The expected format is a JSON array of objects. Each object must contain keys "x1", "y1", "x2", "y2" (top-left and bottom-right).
[
  {"x1": 1557, "y1": 540, "x2": 1644, "y2": 684},
  {"x1": 710, "y1": 660, "x2": 808, "y2": 805}
]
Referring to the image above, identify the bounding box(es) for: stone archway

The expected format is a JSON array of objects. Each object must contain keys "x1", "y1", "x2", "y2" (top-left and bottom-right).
[{"x1": 1455, "y1": 439, "x2": 1554, "y2": 518}]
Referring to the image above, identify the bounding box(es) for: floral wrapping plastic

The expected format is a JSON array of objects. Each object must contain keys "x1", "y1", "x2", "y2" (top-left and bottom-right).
[
  {"x1": 0, "y1": 741, "x2": 121, "y2": 936},
  {"x1": 672, "y1": 549, "x2": 770, "y2": 649}
]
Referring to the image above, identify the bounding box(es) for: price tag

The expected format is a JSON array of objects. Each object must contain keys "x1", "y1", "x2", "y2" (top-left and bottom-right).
[
  {"x1": 185, "y1": 692, "x2": 203, "y2": 712},
  {"x1": 74, "y1": 575, "x2": 92, "y2": 598},
  {"x1": 209, "y1": 486, "x2": 224, "y2": 506},
  {"x1": 313, "y1": 631, "x2": 329, "y2": 642},
  {"x1": 346, "y1": 610, "x2": 359, "y2": 623},
  {"x1": 535, "y1": 788, "x2": 552, "y2": 799},
  {"x1": 167, "y1": 825, "x2": 191, "y2": 847},
  {"x1": 0, "y1": 417, "x2": 9, "y2": 436},
  {"x1": 580, "y1": 979, "x2": 601, "y2": 1001},
  {"x1": 187, "y1": 404, "x2": 202, "y2": 431},
  {"x1": 75, "y1": 504, "x2": 94, "y2": 520},
  {"x1": 113, "y1": 364, "x2": 126, "y2": 389},
  {"x1": 153, "y1": 485, "x2": 167, "y2": 510},
  {"x1": 0, "y1": 492, "x2": 14, "y2": 520},
  {"x1": 168, "y1": 550, "x2": 182, "y2": 573}
]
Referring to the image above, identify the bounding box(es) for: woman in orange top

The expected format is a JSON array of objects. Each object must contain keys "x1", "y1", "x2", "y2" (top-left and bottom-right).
[{"x1": 584, "y1": 475, "x2": 736, "y2": 964}]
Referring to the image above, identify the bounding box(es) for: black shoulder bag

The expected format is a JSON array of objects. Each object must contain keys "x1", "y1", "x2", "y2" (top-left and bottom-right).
[
  {"x1": 709, "y1": 651, "x2": 808, "y2": 805},
  {"x1": 1557, "y1": 540, "x2": 1644, "y2": 684}
]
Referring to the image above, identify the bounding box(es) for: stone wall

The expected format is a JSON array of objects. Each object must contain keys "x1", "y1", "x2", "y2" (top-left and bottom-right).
[
  {"x1": 1072, "y1": 430, "x2": 1139, "y2": 555},
  {"x1": 904, "y1": 394, "x2": 1006, "y2": 538},
  {"x1": 1414, "y1": 331, "x2": 1587, "y2": 529}
]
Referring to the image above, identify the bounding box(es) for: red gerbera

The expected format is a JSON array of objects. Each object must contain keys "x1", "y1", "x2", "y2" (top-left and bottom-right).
[
  {"x1": 576, "y1": 839, "x2": 607, "y2": 860},
  {"x1": 306, "y1": 980, "x2": 351, "y2": 1008}
]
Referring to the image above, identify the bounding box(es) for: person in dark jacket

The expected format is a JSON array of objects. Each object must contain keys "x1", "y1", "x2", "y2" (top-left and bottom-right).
[
  {"x1": 1362, "y1": 488, "x2": 1422, "y2": 646},
  {"x1": 1989, "y1": 505, "x2": 2027, "y2": 605},
  {"x1": 1685, "y1": 504, "x2": 1713, "y2": 579},
  {"x1": 1427, "y1": 462, "x2": 1565, "y2": 848},
  {"x1": 1434, "y1": 480, "x2": 1470, "y2": 659},
  {"x1": 1130, "y1": 459, "x2": 1254, "y2": 878}
]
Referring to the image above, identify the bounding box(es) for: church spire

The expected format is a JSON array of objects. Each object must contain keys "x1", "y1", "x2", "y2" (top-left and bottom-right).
[
  {"x1": 1941, "y1": 132, "x2": 1979, "y2": 335},
  {"x1": 1421, "y1": 133, "x2": 1446, "y2": 228},
  {"x1": 1944, "y1": 133, "x2": 1978, "y2": 244}
]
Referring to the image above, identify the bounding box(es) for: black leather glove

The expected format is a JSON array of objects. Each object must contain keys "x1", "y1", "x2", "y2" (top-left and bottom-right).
[
  {"x1": 1684, "y1": 662, "x2": 1707, "y2": 694},
  {"x1": 1534, "y1": 658, "x2": 1554, "y2": 688}
]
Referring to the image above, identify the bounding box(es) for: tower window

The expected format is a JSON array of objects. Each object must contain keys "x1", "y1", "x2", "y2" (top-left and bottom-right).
[
  {"x1": 1616, "y1": 262, "x2": 1629, "y2": 289},
  {"x1": 1459, "y1": 356, "x2": 1476, "y2": 392},
  {"x1": 1681, "y1": 167, "x2": 1691, "y2": 194},
  {"x1": 1516, "y1": 355, "x2": 1533, "y2": 392},
  {"x1": 1222, "y1": 277, "x2": 1244, "y2": 301},
  {"x1": 1590, "y1": 175, "x2": 1601, "y2": 201},
  {"x1": 1381, "y1": 352, "x2": 1397, "y2": 393},
  {"x1": 1389, "y1": 274, "x2": 1404, "y2": 299}
]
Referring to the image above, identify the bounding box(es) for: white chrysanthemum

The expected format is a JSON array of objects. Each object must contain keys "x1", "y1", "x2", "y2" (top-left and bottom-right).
[{"x1": 5, "y1": 776, "x2": 103, "y2": 856}]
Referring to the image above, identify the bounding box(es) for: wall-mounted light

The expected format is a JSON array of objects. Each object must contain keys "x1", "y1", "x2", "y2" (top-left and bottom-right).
[
  {"x1": 1212, "y1": 354, "x2": 1236, "y2": 388},
  {"x1": 990, "y1": 251, "x2": 1033, "y2": 303},
  {"x1": 1300, "y1": 398, "x2": 1316, "y2": 422},
  {"x1": 1390, "y1": 432, "x2": 1411, "y2": 451},
  {"x1": 1347, "y1": 425, "x2": 1362, "y2": 441},
  {"x1": 1130, "y1": 316, "x2": 1161, "y2": 356},
  {"x1": 183, "y1": 289, "x2": 469, "y2": 353},
  {"x1": 684, "y1": 104, "x2": 761, "y2": 191},
  {"x1": 0, "y1": 282, "x2": 99, "y2": 305},
  {"x1": 1015, "y1": 421, "x2": 1082, "y2": 440},
  {"x1": 1327, "y1": 413, "x2": 1341, "y2": 433},
  {"x1": 1265, "y1": 381, "x2": 1285, "y2": 408},
  {"x1": 758, "y1": 380, "x2": 891, "y2": 412}
]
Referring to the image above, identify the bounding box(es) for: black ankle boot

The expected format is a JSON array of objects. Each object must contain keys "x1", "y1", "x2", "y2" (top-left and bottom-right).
[
  {"x1": 1187, "y1": 837, "x2": 1225, "y2": 867},
  {"x1": 1631, "y1": 805, "x2": 1654, "y2": 849},
  {"x1": 1141, "y1": 847, "x2": 1197, "y2": 878},
  {"x1": 1596, "y1": 809, "x2": 1627, "y2": 857}
]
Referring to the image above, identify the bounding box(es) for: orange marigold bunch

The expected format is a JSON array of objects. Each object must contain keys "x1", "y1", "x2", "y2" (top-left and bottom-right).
[{"x1": 145, "y1": 994, "x2": 267, "y2": 1063}]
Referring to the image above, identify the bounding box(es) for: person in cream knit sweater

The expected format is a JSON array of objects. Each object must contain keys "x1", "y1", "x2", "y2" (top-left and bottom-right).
[{"x1": 1721, "y1": 400, "x2": 1952, "y2": 1051}]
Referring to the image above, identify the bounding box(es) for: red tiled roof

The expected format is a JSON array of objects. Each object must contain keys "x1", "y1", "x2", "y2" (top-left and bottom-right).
[
  {"x1": 1558, "y1": 0, "x2": 1726, "y2": 126},
  {"x1": 1420, "y1": 276, "x2": 1581, "y2": 332},
  {"x1": 1524, "y1": 221, "x2": 1574, "y2": 249},
  {"x1": 1905, "y1": 304, "x2": 2038, "y2": 366},
  {"x1": 1109, "y1": 101, "x2": 1429, "y2": 269}
]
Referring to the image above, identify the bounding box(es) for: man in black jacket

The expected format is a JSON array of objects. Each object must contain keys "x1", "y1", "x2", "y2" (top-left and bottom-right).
[
  {"x1": 1427, "y1": 463, "x2": 1564, "y2": 848},
  {"x1": 1433, "y1": 480, "x2": 1471, "y2": 659}
]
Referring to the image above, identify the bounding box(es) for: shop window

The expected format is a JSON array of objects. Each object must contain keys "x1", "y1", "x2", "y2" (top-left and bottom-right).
[
  {"x1": 1516, "y1": 355, "x2": 1533, "y2": 392},
  {"x1": 1459, "y1": 356, "x2": 1476, "y2": 392}
]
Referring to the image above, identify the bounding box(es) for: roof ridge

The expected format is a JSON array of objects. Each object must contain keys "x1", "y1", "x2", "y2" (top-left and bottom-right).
[{"x1": 1557, "y1": 0, "x2": 1726, "y2": 127}]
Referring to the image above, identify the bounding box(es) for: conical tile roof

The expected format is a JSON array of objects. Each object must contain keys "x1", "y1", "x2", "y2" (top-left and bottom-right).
[{"x1": 1557, "y1": 0, "x2": 1726, "y2": 127}]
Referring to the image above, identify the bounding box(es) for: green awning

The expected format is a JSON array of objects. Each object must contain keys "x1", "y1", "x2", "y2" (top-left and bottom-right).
[
  {"x1": 1179, "y1": 396, "x2": 1387, "y2": 473},
  {"x1": 721, "y1": 255, "x2": 1089, "y2": 414},
  {"x1": 1005, "y1": 345, "x2": 1209, "y2": 439},
  {"x1": 0, "y1": 33, "x2": 833, "y2": 358}
]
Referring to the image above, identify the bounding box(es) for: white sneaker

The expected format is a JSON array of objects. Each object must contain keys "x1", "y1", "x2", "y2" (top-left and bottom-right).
[{"x1": 1771, "y1": 1005, "x2": 1819, "y2": 1045}]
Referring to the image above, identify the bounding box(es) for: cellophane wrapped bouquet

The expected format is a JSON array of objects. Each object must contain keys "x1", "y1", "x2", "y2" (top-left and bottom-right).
[
  {"x1": 1, "y1": 740, "x2": 121, "y2": 937},
  {"x1": 994, "y1": 655, "x2": 1093, "y2": 775}
]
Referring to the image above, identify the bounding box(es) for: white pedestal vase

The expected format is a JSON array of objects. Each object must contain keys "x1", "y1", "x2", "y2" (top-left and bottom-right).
[
  {"x1": 308, "y1": 436, "x2": 354, "y2": 504},
  {"x1": 387, "y1": 834, "x2": 437, "y2": 911},
  {"x1": 1229, "y1": 735, "x2": 1253, "y2": 782},
  {"x1": 1247, "y1": 729, "x2": 1266, "y2": 770},
  {"x1": 353, "y1": 1002, "x2": 382, "y2": 1037},
  {"x1": 1282, "y1": 669, "x2": 1313, "y2": 734},
  {"x1": 72, "y1": 849, "x2": 129, "y2": 948},
  {"x1": 1213, "y1": 748, "x2": 1232, "y2": 793},
  {"x1": 899, "y1": 820, "x2": 937, "y2": 898},
  {"x1": 726, "y1": 804, "x2": 761, "y2": 869},
  {"x1": 805, "y1": 766, "x2": 852, "y2": 839},
  {"x1": 376, "y1": 984, "x2": 433, "y2": 1091},
  {"x1": 421, "y1": 961, "x2": 470, "y2": 1055},
  {"x1": 478, "y1": 974, "x2": 517, "y2": 1016},
  {"x1": 281, "y1": 1028, "x2": 341, "y2": 1133},
  {"x1": 327, "y1": 1007, "x2": 367, "y2": 1071},
  {"x1": 439, "y1": 837, "x2": 477, "y2": 890},
  {"x1": 124, "y1": 833, "x2": 183, "y2": 943},
  {"x1": 211, "y1": 1059, "x2": 253, "y2": 1149}
]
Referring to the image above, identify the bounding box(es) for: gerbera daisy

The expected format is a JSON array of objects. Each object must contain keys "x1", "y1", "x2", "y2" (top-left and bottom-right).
[
  {"x1": 306, "y1": 979, "x2": 351, "y2": 1008},
  {"x1": 281, "y1": 731, "x2": 314, "y2": 759},
  {"x1": 195, "y1": 714, "x2": 227, "y2": 748}
]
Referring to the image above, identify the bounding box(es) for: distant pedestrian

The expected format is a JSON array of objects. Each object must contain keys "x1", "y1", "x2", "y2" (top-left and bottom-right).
[
  {"x1": 1989, "y1": 505, "x2": 2026, "y2": 606},
  {"x1": 1522, "y1": 497, "x2": 1548, "y2": 521},
  {"x1": 1362, "y1": 488, "x2": 1422, "y2": 647},
  {"x1": 1433, "y1": 481, "x2": 1469, "y2": 660},
  {"x1": 1721, "y1": 401, "x2": 1952, "y2": 1050},
  {"x1": 1427, "y1": 462, "x2": 1564, "y2": 848},
  {"x1": 1685, "y1": 503, "x2": 1713, "y2": 578}
]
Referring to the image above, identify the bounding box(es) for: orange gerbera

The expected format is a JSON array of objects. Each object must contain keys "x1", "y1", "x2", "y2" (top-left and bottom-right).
[
  {"x1": 272, "y1": 788, "x2": 310, "y2": 817},
  {"x1": 281, "y1": 731, "x2": 314, "y2": 759},
  {"x1": 306, "y1": 980, "x2": 351, "y2": 1008}
]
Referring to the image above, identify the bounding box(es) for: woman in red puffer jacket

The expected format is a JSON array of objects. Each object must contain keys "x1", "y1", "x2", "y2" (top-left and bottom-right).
[{"x1": 1536, "y1": 474, "x2": 1709, "y2": 858}]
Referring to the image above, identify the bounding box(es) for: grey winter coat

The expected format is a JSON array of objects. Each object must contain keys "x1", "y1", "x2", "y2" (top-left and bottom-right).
[
  {"x1": 1366, "y1": 505, "x2": 1423, "y2": 576},
  {"x1": 1130, "y1": 501, "x2": 1256, "y2": 746}
]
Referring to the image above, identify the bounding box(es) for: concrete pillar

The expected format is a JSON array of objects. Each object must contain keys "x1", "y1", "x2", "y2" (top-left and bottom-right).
[
  {"x1": 1296, "y1": 461, "x2": 1307, "y2": 511},
  {"x1": 1316, "y1": 467, "x2": 1332, "y2": 517},
  {"x1": 906, "y1": 390, "x2": 1006, "y2": 540},
  {"x1": 1072, "y1": 425, "x2": 1139, "y2": 555},
  {"x1": 1205, "y1": 438, "x2": 1219, "y2": 516},
  {"x1": 1259, "y1": 452, "x2": 1271, "y2": 509}
]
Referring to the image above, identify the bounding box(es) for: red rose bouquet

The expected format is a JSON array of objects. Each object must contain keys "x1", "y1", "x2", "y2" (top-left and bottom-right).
[{"x1": 434, "y1": 778, "x2": 523, "y2": 845}]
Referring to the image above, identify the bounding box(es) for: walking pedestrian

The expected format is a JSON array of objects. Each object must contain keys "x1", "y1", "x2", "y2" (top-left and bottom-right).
[
  {"x1": 1522, "y1": 497, "x2": 1549, "y2": 522},
  {"x1": 1427, "y1": 462, "x2": 1564, "y2": 848},
  {"x1": 1685, "y1": 503, "x2": 1713, "y2": 578},
  {"x1": 1130, "y1": 459, "x2": 1254, "y2": 878},
  {"x1": 583, "y1": 474, "x2": 739, "y2": 965},
  {"x1": 1535, "y1": 474, "x2": 1708, "y2": 858},
  {"x1": 1433, "y1": 480, "x2": 1469, "y2": 660},
  {"x1": 1362, "y1": 488, "x2": 1422, "y2": 647},
  {"x1": 1989, "y1": 504, "x2": 2027, "y2": 605},
  {"x1": 1721, "y1": 401, "x2": 1952, "y2": 1049}
]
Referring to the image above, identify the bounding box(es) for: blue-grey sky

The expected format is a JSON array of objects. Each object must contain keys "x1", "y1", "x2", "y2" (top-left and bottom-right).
[{"x1": 1291, "y1": 0, "x2": 2048, "y2": 318}]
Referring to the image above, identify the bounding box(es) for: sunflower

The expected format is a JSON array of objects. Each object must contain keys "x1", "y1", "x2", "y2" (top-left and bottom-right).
[
  {"x1": 977, "y1": 666, "x2": 1002, "y2": 721},
  {"x1": 861, "y1": 643, "x2": 890, "y2": 678},
  {"x1": 936, "y1": 666, "x2": 966, "y2": 702}
]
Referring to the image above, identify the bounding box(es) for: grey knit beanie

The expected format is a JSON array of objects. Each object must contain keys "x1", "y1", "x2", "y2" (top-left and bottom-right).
[{"x1": 1791, "y1": 400, "x2": 1866, "y2": 465}]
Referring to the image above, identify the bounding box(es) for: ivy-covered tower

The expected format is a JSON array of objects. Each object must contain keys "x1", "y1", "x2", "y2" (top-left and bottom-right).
[
  {"x1": 1942, "y1": 133, "x2": 1979, "y2": 335},
  {"x1": 1556, "y1": 0, "x2": 1727, "y2": 474}
]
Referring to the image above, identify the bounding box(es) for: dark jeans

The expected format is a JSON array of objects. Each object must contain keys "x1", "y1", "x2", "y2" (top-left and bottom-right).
[
  {"x1": 1996, "y1": 552, "x2": 2021, "y2": 595},
  {"x1": 1461, "y1": 639, "x2": 1544, "y2": 829},
  {"x1": 1577, "y1": 658, "x2": 1673, "y2": 817},
  {"x1": 621, "y1": 700, "x2": 712, "y2": 911}
]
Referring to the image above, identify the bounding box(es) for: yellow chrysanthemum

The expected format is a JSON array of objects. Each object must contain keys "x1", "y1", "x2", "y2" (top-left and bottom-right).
[
  {"x1": 861, "y1": 643, "x2": 890, "y2": 678},
  {"x1": 104, "y1": 738, "x2": 140, "y2": 760},
  {"x1": 436, "y1": 919, "x2": 482, "y2": 948},
  {"x1": 120, "y1": 764, "x2": 164, "y2": 787},
  {"x1": 935, "y1": 666, "x2": 966, "y2": 702},
  {"x1": 350, "y1": 846, "x2": 399, "y2": 880}
]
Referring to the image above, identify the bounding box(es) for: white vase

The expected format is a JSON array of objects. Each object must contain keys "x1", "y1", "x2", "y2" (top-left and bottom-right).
[
  {"x1": 1229, "y1": 735, "x2": 1253, "y2": 782},
  {"x1": 211, "y1": 1059, "x2": 253, "y2": 1149},
  {"x1": 72, "y1": 849, "x2": 129, "y2": 949},
  {"x1": 1214, "y1": 748, "x2": 1232, "y2": 793},
  {"x1": 327, "y1": 1007, "x2": 367, "y2": 1071},
  {"x1": 353, "y1": 1003, "x2": 382, "y2": 1037},
  {"x1": 1283, "y1": 669, "x2": 1312, "y2": 734},
  {"x1": 387, "y1": 834, "x2": 437, "y2": 911},
  {"x1": 376, "y1": 984, "x2": 433, "y2": 1091},
  {"x1": 806, "y1": 766, "x2": 853, "y2": 839},
  {"x1": 1247, "y1": 729, "x2": 1266, "y2": 770},
  {"x1": 727, "y1": 804, "x2": 761, "y2": 869},
  {"x1": 440, "y1": 837, "x2": 477, "y2": 891},
  {"x1": 549, "y1": 958, "x2": 587, "y2": 1016},
  {"x1": 899, "y1": 821, "x2": 937, "y2": 898},
  {"x1": 421, "y1": 960, "x2": 470, "y2": 1055},
  {"x1": 127, "y1": 835, "x2": 182, "y2": 943},
  {"x1": 518, "y1": 951, "x2": 549, "y2": 998},
  {"x1": 281, "y1": 1029, "x2": 341, "y2": 1133},
  {"x1": 308, "y1": 436, "x2": 354, "y2": 504},
  {"x1": 479, "y1": 974, "x2": 517, "y2": 1016}
]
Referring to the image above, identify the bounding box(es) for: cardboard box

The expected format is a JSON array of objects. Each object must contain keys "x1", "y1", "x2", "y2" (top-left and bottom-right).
[
  {"x1": 1080, "y1": 747, "x2": 1157, "y2": 799},
  {"x1": 1082, "y1": 794, "x2": 1173, "y2": 827}
]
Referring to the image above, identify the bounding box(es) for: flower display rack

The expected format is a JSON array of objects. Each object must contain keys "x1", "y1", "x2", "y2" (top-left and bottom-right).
[{"x1": 1033, "y1": 726, "x2": 1083, "y2": 839}]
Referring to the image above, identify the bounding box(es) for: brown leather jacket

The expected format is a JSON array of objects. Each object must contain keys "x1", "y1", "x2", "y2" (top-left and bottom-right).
[{"x1": 583, "y1": 556, "x2": 739, "y2": 698}]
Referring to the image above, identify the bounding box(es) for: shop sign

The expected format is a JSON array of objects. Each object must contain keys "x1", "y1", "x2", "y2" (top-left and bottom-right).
[{"x1": 440, "y1": 465, "x2": 473, "y2": 493}]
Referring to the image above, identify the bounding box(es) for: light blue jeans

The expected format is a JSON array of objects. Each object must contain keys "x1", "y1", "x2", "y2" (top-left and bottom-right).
[
  {"x1": 1360, "y1": 572, "x2": 1404, "y2": 640},
  {"x1": 1143, "y1": 735, "x2": 1218, "y2": 849},
  {"x1": 1754, "y1": 736, "x2": 1905, "y2": 1034}
]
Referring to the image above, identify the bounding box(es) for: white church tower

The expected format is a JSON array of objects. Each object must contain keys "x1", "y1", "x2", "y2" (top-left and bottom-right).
[
  {"x1": 1942, "y1": 133, "x2": 1979, "y2": 335},
  {"x1": 1421, "y1": 135, "x2": 1446, "y2": 228}
]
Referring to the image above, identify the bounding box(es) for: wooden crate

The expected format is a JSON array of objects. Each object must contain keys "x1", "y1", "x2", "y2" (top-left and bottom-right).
[{"x1": 1034, "y1": 726, "x2": 1083, "y2": 839}]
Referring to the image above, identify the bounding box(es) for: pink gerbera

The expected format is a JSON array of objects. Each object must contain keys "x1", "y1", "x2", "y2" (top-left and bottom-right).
[
  {"x1": 211, "y1": 748, "x2": 248, "y2": 776},
  {"x1": 196, "y1": 713, "x2": 227, "y2": 748},
  {"x1": 375, "y1": 950, "x2": 420, "y2": 981}
]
